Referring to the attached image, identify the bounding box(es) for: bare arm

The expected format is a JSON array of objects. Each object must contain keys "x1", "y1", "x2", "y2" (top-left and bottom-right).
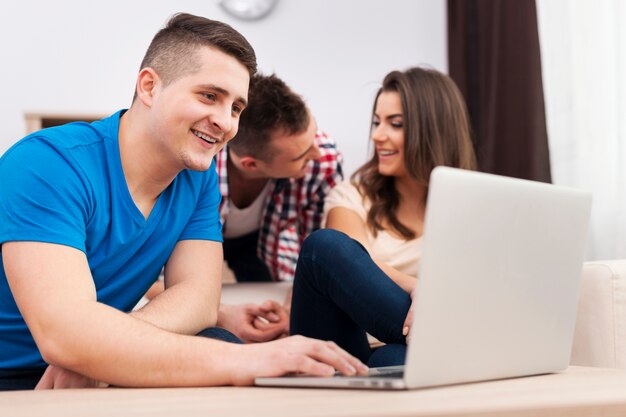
[
  {"x1": 325, "y1": 207, "x2": 417, "y2": 294},
  {"x1": 131, "y1": 240, "x2": 222, "y2": 334},
  {"x1": 4, "y1": 241, "x2": 366, "y2": 387},
  {"x1": 144, "y1": 264, "x2": 290, "y2": 343},
  {"x1": 140, "y1": 244, "x2": 289, "y2": 343}
]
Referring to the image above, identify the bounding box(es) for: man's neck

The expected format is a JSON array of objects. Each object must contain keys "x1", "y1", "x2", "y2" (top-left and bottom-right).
[
  {"x1": 118, "y1": 108, "x2": 179, "y2": 217},
  {"x1": 227, "y1": 151, "x2": 270, "y2": 209}
]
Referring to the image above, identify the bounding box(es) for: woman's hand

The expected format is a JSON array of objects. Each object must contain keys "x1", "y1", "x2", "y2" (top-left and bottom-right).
[{"x1": 402, "y1": 280, "x2": 418, "y2": 341}]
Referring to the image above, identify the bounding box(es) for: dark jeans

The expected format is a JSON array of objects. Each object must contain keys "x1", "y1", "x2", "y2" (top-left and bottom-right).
[
  {"x1": 290, "y1": 229, "x2": 410, "y2": 367},
  {"x1": 0, "y1": 327, "x2": 241, "y2": 391},
  {"x1": 223, "y1": 231, "x2": 273, "y2": 282},
  {"x1": 0, "y1": 367, "x2": 46, "y2": 391}
]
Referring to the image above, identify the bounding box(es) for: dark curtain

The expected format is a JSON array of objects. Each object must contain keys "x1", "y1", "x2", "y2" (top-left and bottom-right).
[{"x1": 448, "y1": 0, "x2": 551, "y2": 182}]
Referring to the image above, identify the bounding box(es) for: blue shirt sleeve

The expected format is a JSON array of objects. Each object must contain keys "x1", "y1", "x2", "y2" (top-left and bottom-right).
[
  {"x1": 0, "y1": 138, "x2": 91, "y2": 252},
  {"x1": 178, "y1": 162, "x2": 223, "y2": 243}
]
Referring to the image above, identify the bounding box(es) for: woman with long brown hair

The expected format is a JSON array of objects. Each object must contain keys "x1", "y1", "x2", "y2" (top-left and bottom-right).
[{"x1": 290, "y1": 66, "x2": 477, "y2": 366}]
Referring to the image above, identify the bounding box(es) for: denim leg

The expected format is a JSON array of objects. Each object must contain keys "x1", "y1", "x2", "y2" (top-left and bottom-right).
[
  {"x1": 290, "y1": 229, "x2": 411, "y2": 364},
  {"x1": 196, "y1": 327, "x2": 243, "y2": 344},
  {"x1": 223, "y1": 231, "x2": 273, "y2": 282},
  {"x1": 368, "y1": 344, "x2": 407, "y2": 367},
  {"x1": 0, "y1": 367, "x2": 46, "y2": 391}
]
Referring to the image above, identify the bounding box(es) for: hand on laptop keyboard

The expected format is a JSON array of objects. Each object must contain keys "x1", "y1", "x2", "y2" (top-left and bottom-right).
[{"x1": 232, "y1": 335, "x2": 369, "y2": 385}]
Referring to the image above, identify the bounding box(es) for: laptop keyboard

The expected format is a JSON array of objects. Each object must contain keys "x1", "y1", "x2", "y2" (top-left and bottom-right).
[
  {"x1": 371, "y1": 370, "x2": 404, "y2": 378},
  {"x1": 334, "y1": 366, "x2": 405, "y2": 379}
]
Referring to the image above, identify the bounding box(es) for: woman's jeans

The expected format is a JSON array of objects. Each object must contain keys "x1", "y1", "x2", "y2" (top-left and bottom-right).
[
  {"x1": 0, "y1": 327, "x2": 241, "y2": 391},
  {"x1": 290, "y1": 229, "x2": 410, "y2": 367}
]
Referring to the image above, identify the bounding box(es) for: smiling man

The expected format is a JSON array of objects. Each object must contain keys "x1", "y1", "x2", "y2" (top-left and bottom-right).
[
  {"x1": 214, "y1": 74, "x2": 343, "y2": 342},
  {"x1": 0, "y1": 13, "x2": 365, "y2": 391},
  {"x1": 219, "y1": 74, "x2": 343, "y2": 283}
]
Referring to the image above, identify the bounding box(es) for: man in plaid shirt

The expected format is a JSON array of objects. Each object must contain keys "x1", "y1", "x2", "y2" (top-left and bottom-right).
[{"x1": 215, "y1": 74, "x2": 343, "y2": 342}]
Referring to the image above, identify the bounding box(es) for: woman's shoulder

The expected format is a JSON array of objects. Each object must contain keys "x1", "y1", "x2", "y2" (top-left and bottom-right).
[
  {"x1": 324, "y1": 180, "x2": 368, "y2": 219},
  {"x1": 327, "y1": 180, "x2": 366, "y2": 204}
]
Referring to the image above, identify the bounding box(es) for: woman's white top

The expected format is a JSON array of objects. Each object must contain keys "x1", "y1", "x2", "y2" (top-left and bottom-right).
[{"x1": 323, "y1": 181, "x2": 422, "y2": 277}]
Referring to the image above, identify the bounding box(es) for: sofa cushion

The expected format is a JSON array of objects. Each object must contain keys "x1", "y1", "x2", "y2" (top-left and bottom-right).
[
  {"x1": 571, "y1": 260, "x2": 626, "y2": 368},
  {"x1": 220, "y1": 282, "x2": 291, "y2": 306}
]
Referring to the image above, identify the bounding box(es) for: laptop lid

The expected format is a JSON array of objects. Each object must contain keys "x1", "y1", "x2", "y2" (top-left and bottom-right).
[
  {"x1": 255, "y1": 167, "x2": 591, "y2": 390},
  {"x1": 403, "y1": 167, "x2": 591, "y2": 388}
]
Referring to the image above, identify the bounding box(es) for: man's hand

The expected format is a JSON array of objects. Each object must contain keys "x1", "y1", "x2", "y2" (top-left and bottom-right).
[
  {"x1": 230, "y1": 335, "x2": 369, "y2": 385},
  {"x1": 253, "y1": 300, "x2": 290, "y2": 339},
  {"x1": 218, "y1": 301, "x2": 289, "y2": 343},
  {"x1": 35, "y1": 365, "x2": 107, "y2": 389}
]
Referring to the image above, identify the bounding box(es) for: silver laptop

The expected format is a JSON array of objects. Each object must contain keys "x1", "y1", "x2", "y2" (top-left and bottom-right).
[{"x1": 256, "y1": 167, "x2": 592, "y2": 390}]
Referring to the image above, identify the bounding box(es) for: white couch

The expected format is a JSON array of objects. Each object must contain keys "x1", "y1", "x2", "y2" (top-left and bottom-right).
[
  {"x1": 220, "y1": 282, "x2": 291, "y2": 306},
  {"x1": 571, "y1": 260, "x2": 626, "y2": 368}
]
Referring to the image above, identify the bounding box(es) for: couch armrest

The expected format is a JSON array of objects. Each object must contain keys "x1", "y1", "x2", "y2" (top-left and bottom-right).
[
  {"x1": 220, "y1": 282, "x2": 291, "y2": 306},
  {"x1": 571, "y1": 260, "x2": 626, "y2": 368}
]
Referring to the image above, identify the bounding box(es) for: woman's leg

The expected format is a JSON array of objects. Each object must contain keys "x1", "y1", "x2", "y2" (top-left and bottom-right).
[
  {"x1": 290, "y1": 229, "x2": 411, "y2": 364},
  {"x1": 367, "y1": 344, "x2": 407, "y2": 367}
]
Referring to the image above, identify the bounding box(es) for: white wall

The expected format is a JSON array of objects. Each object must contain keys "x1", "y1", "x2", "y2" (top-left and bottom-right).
[{"x1": 0, "y1": 0, "x2": 446, "y2": 176}]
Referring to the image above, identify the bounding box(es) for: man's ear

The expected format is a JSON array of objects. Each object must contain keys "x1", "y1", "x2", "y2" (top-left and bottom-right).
[
  {"x1": 135, "y1": 68, "x2": 159, "y2": 107},
  {"x1": 239, "y1": 156, "x2": 260, "y2": 171}
]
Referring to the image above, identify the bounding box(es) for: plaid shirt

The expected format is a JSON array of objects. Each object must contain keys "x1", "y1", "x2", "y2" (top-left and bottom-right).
[{"x1": 216, "y1": 131, "x2": 343, "y2": 281}]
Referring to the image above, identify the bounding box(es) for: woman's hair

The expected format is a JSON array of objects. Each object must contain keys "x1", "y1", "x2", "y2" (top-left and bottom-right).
[{"x1": 352, "y1": 67, "x2": 477, "y2": 239}]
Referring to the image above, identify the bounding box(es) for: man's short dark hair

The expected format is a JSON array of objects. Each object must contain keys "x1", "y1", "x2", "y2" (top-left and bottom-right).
[
  {"x1": 229, "y1": 73, "x2": 310, "y2": 162},
  {"x1": 139, "y1": 13, "x2": 257, "y2": 88}
]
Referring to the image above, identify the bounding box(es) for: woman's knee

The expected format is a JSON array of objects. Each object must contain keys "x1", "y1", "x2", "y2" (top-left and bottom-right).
[
  {"x1": 296, "y1": 230, "x2": 355, "y2": 291},
  {"x1": 300, "y1": 229, "x2": 363, "y2": 263}
]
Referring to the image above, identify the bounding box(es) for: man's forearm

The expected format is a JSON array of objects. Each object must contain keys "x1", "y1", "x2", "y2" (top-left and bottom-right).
[
  {"x1": 41, "y1": 301, "x2": 239, "y2": 387},
  {"x1": 131, "y1": 278, "x2": 219, "y2": 335}
]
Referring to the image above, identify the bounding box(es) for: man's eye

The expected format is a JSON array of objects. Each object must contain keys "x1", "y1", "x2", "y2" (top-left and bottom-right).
[
  {"x1": 232, "y1": 105, "x2": 242, "y2": 115},
  {"x1": 203, "y1": 93, "x2": 216, "y2": 101}
]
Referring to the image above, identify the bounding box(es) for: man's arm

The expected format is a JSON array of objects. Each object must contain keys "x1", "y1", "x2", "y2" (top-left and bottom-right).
[
  {"x1": 131, "y1": 239, "x2": 222, "y2": 334},
  {"x1": 140, "y1": 244, "x2": 289, "y2": 343},
  {"x1": 4, "y1": 241, "x2": 366, "y2": 387}
]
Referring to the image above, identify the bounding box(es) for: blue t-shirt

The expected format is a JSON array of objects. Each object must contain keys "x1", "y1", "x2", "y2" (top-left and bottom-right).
[{"x1": 0, "y1": 111, "x2": 223, "y2": 368}]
